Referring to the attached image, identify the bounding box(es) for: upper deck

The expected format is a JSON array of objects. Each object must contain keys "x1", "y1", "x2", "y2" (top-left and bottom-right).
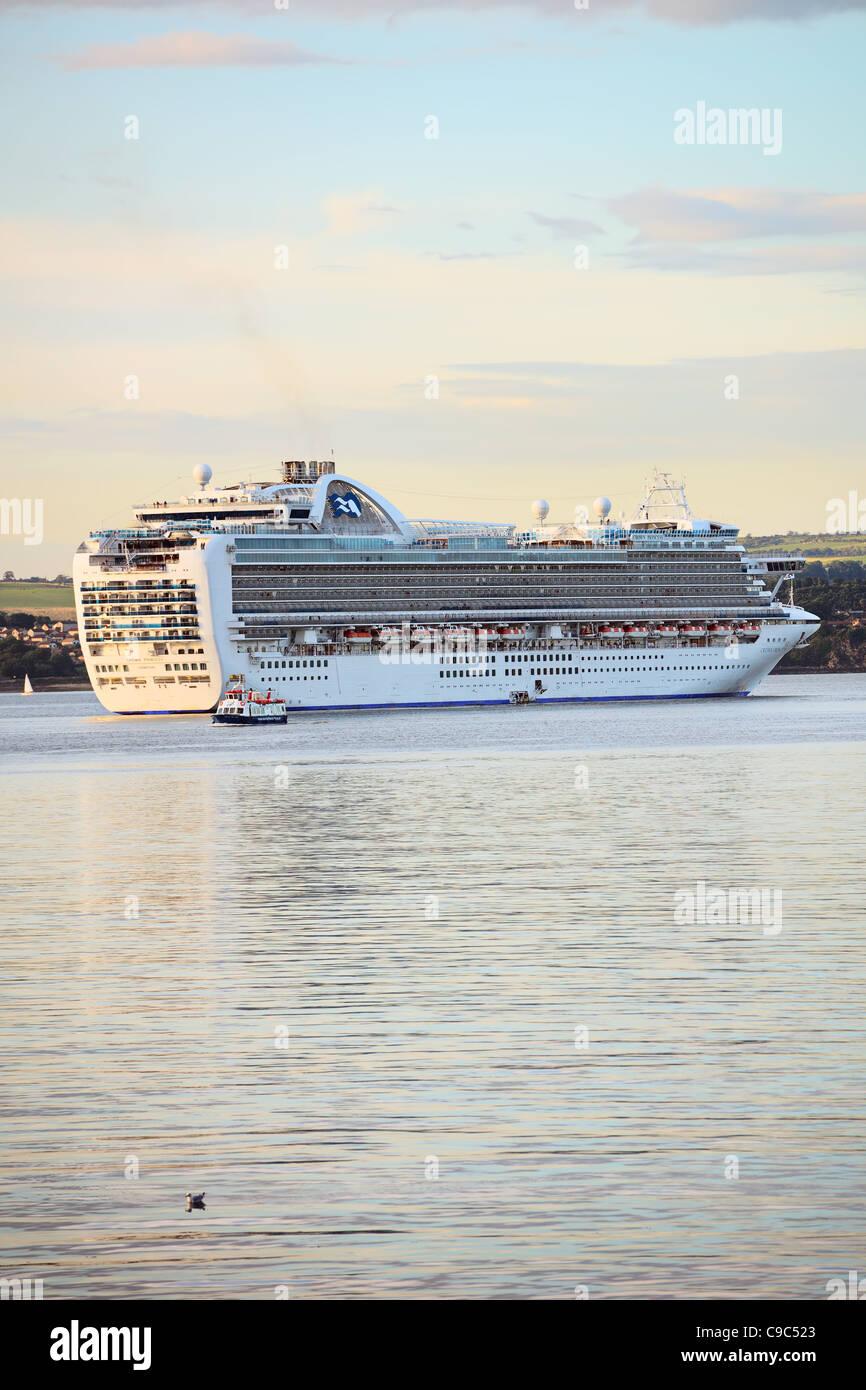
[
  {"x1": 89, "y1": 463, "x2": 743, "y2": 554},
  {"x1": 77, "y1": 464, "x2": 805, "y2": 612}
]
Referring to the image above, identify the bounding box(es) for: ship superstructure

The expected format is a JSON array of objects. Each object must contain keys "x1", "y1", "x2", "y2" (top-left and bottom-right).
[{"x1": 73, "y1": 461, "x2": 818, "y2": 714}]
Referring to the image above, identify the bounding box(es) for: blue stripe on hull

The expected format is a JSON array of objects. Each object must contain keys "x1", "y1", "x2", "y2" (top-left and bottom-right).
[
  {"x1": 212, "y1": 714, "x2": 288, "y2": 724},
  {"x1": 115, "y1": 690, "x2": 753, "y2": 715},
  {"x1": 288, "y1": 690, "x2": 752, "y2": 713}
]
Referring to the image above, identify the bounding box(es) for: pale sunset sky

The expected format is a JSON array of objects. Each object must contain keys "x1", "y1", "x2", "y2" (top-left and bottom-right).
[{"x1": 1, "y1": 0, "x2": 864, "y2": 573}]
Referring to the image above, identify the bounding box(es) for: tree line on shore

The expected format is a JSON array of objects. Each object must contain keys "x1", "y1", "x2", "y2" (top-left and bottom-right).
[
  {"x1": 2, "y1": 566, "x2": 865, "y2": 681},
  {"x1": 781, "y1": 561, "x2": 866, "y2": 671}
]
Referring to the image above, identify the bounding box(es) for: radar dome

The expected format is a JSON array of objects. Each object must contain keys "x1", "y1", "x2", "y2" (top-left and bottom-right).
[
  {"x1": 193, "y1": 463, "x2": 213, "y2": 490},
  {"x1": 593, "y1": 495, "x2": 612, "y2": 519},
  {"x1": 531, "y1": 499, "x2": 550, "y2": 523}
]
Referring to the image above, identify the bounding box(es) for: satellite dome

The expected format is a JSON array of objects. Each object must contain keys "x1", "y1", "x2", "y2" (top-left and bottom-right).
[
  {"x1": 593, "y1": 495, "x2": 612, "y2": 519},
  {"x1": 193, "y1": 463, "x2": 213, "y2": 490},
  {"x1": 531, "y1": 498, "x2": 550, "y2": 523}
]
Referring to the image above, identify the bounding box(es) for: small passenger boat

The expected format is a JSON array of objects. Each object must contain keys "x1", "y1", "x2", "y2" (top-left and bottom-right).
[{"x1": 212, "y1": 686, "x2": 288, "y2": 725}]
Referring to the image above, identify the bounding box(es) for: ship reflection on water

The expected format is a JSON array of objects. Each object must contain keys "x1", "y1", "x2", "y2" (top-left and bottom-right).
[{"x1": 1, "y1": 680, "x2": 865, "y2": 1298}]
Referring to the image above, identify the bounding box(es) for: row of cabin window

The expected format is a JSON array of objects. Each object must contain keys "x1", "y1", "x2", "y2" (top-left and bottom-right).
[
  {"x1": 263, "y1": 658, "x2": 328, "y2": 668},
  {"x1": 441, "y1": 662, "x2": 747, "y2": 678},
  {"x1": 97, "y1": 661, "x2": 207, "y2": 673}
]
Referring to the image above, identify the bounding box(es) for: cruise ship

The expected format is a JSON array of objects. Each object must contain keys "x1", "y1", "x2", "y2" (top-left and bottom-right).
[{"x1": 73, "y1": 460, "x2": 818, "y2": 715}]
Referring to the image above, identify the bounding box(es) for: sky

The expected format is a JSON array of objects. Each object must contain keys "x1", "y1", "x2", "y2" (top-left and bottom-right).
[{"x1": 0, "y1": 0, "x2": 865, "y2": 574}]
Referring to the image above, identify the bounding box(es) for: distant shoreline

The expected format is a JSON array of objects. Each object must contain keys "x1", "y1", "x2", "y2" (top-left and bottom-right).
[
  {"x1": 0, "y1": 678, "x2": 92, "y2": 693},
  {"x1": 1, "y1": 669, "x2": 859, "y2": 697}
]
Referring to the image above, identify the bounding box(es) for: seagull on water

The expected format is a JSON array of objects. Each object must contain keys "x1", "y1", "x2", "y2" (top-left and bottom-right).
[{"x1": 185, "y1": 1191, "x2": 206, "y2": 1210}]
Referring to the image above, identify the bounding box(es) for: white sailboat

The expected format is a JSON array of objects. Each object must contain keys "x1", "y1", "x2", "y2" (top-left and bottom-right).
[{"x1": 22, "y1": 674, "x2": 33, "y2": 695}]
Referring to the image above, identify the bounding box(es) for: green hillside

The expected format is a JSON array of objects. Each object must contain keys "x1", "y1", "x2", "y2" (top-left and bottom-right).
[
  {"x1": 741, "y1": 534, "x2": 866, "y2": 561},
  {"x1": 0, "y1": 582, "x2": 75, "y2": 615}
]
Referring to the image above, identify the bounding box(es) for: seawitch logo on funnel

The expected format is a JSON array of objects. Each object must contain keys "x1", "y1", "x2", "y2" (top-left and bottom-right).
[{"x1": 328, "y1": 489, "x2": 362, "y2": 518}]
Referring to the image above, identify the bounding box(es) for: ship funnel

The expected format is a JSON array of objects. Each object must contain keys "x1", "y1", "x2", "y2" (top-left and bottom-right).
[{"x1": 281, "y1": 459, "x2": 336, "y2": 483}]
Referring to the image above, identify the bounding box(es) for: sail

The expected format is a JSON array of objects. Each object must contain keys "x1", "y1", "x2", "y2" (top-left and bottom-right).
[{"x1": 23, "y1": 674, "x2": 34, "y2": 694}]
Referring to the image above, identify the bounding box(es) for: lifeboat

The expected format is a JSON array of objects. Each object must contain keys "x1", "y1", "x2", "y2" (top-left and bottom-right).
[
  {"x1": 708, "y1": 622, "x2": 733, "y2": 635},
  {"x1": 625, "y1": 623, "x2": 650, "y2": 637},
  {"x1": 681, "y1": 623, "x2": 706, "y2": 637},
  {"x1": 345, "y1": 629, "x2": 373, "y2": 643},
  {"x1": 498, "y1": 626, "x2": 525, "y2": 639},
  {"x1": 655, "y1": 624, "x2": 678, "y2": 637},
  {"x1": 599, "y1": 624, "x2": 624, "y2": 639},
  {"x1": 738, "y1": 622, "x2": 761, "y2": 636}
]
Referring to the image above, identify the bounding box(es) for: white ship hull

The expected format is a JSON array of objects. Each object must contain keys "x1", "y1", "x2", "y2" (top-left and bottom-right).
[
  {"x1": 73, "y1": 548, "x2": 813, "y2": 715},
  {"x1": 73, "y1": 465, "x2": 819, "y2": 716}
]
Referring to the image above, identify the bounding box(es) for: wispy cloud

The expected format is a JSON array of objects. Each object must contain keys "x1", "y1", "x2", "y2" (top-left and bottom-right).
[
  {"x1": 527, "y1": 211, "x2": 603, "y2": 239},
  {"x1": 424, "y1": 250, "x2": 522, "y2": 261},
  {"x1": 618, "y1": 243, "x2": 866, "y2": 275},
  {"x1": 13, "y1": 1, "x2": 866, "y2": 27},
  {"x1": 57, "y1": 31, "x2": 353, "y2": 72},
  {"x1": 445, "y1": 347, "x2": 866, "y2": 397},
  {"x1": 323, "y1": 193, "x2": 404, "y2": 236},
  {"x1": 606, "y1": 187, "x2": 866, "y2": 243}
]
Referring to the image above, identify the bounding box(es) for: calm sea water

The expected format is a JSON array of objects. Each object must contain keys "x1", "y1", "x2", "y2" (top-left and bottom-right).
[{"x1": 1, "y1": 675, "x2": 864, "y2": 1300}]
